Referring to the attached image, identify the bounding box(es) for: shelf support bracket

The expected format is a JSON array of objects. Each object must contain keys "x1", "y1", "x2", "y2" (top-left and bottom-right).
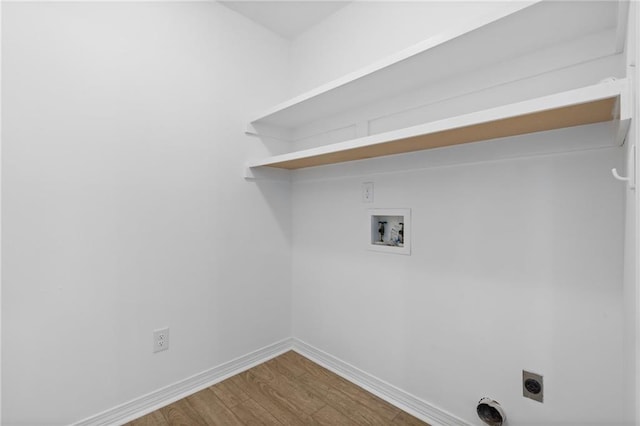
[
  {"x1": 612, "y1": 144, "x2": 636, "y2": 190},
  {"x1": 245, "y1": 123, "x2": 293, "y2": 143},
  {"x1": 244, "y1": 163, "x2": 291, "y2": 182}
]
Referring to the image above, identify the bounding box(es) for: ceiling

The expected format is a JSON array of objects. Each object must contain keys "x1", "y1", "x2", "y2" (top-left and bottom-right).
[{"x1": 219, "y1": 1, "x2": 350, "y2": 39}]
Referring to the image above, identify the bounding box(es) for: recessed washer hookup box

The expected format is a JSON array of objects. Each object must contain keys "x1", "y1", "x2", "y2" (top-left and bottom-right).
[{"x1": 367, "y1": 208, "x2": 411, "y2": 255}]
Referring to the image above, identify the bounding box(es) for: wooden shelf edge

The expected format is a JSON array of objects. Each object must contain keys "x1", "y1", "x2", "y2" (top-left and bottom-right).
[
  {"x1": 246, "y1": 79, "x2": 631, "y2": 171},
  {"x1": 248, "y1": 1, "x2": 539, "y2": 126}
]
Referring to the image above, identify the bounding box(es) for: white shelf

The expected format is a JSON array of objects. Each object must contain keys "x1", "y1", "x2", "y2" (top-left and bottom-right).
[
  {"x1": 248, "y1": 0, "x2": 622, "y2": 130},
  {"x1": 246, "y1": 79, "x2": 632, "y2": 171}
]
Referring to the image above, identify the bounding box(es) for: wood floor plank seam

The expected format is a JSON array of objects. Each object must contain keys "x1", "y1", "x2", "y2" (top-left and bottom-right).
[{"x1": 126, "y1": 351, "x2": 429, "y2": 426}]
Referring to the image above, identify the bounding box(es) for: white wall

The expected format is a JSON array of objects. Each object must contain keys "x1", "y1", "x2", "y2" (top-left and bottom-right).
[
  {"x1": 629, "y1": 3, "x2": 640, "y2": 423},
  {"x1": 2, "y1": 1, "x2": 634, "y2": 425},
  {"x1": 623, "y1": 103, "x2": 638, "y2": 425},
  {"x1": 0, "y1": 0, "x2": 4, "y2": 421},
  {"x1": 290, "y1": 2, "x2": 629, "y2": 424},
  {"x1": 292, "y1": 132, "x2": 626, "y2": 425},
  {"x1": 289, "y1": 1, "x2": 529, "y2": 95},
  {"x1": 622, "y1": 1, "x2": 639, "y2": 423},
  {"x1": 1, "y1": 3, "x2": 291, "y2": 424}
]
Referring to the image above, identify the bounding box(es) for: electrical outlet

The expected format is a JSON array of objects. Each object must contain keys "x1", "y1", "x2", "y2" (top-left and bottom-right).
[
  {"x1": 523, "y1": 370, "x2": 543, "y2": 402},
  {"x1": 362, "y1": 182, "x2": 374, "y2": 203},
  {"x1": 153, "y1": 327, "x2": 169, "y2": 353}
]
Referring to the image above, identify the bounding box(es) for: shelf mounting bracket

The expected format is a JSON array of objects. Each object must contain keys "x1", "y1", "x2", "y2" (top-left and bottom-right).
[
  {"x1": 612, "y1": 144, "x2": 636, "y2": 190},
  {"x1": 244, "y1": 163, "x2": 291, "y2": 182}
]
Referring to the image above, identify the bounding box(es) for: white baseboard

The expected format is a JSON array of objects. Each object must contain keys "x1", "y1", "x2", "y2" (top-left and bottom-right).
[
  {"x1": 292, "y1": 338, "x2": 470, "y2": 426},
  {"x1": 73, "y1": 338, "x2": 293, "y2": 426},
  {"x1": 73, "y1": 337, "x2": 469, "y2": 426}
]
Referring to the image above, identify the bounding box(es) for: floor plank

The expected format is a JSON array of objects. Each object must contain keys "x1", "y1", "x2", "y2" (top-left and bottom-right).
[
  {"x1": 186, "y1": 388, "x2": 245, "y2": 426},
  {"x1": 126, "y1": 351, "x2": 430, "y2": 426},
  {"x1": 250, "y1": 362, "x2": 326, "y2": 415},
  {"x1": 272, "y1": 351, "x2": 308, "y2": 377},
  {"x1": 210, "y1": 378, "x2": 251, "y2": 409},
  {"x1": 127, "y1": 410, "x2": 169, "y2": 426},
  {"x1": 286, "y1": 353, "x2": 399, "y2": 421},
  {"x1": 160, "y1": 398, "x2": 207, "y2": 426},
  {"x1": 310, "y1": 404, "x2": 357, "y2": 425},
  {"x1": 323, "y1": 385, "x2": 390, "y2": 426},
  {"x1": 230, "y1": 398, "x2": 284, "y2": 426},
  {"x1": 311, "y1": 369, "x2": 399, "y2": 420},
  {"x1": 230, "y1": 370, "x2": 313, "y2": 425},
  {"x1": 264, "y1": 358, "x2": 302, "y2": 382}
]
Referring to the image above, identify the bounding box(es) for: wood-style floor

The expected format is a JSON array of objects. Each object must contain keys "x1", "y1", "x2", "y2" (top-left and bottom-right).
[{"x1": 126, "y1": 351, "x2": 429, "y2": 425}]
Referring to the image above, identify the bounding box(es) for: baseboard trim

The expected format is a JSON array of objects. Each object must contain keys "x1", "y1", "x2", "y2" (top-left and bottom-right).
[
  {"x1": 74, "y1": 337, "x2": 469, "y2": 426},
  {"x1": 73, "y1": 338, "x2": 293, "y2": 426},
  {"x1": 292, "y1": 338, "x2": 470, "y2": 426}
]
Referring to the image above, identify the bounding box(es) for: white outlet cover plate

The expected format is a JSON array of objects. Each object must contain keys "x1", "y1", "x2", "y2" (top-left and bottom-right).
[
  {"x1": 362, "y1": 182, "x2": 374, "y2": 203},
  {"x1": 153, "y1": 327, "x2": 170, "y2": 353}
]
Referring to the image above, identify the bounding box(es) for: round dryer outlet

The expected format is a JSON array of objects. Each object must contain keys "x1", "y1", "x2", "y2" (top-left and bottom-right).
[{"x1": 476, "y1": 397, "x2": 506, "y2": 426}]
